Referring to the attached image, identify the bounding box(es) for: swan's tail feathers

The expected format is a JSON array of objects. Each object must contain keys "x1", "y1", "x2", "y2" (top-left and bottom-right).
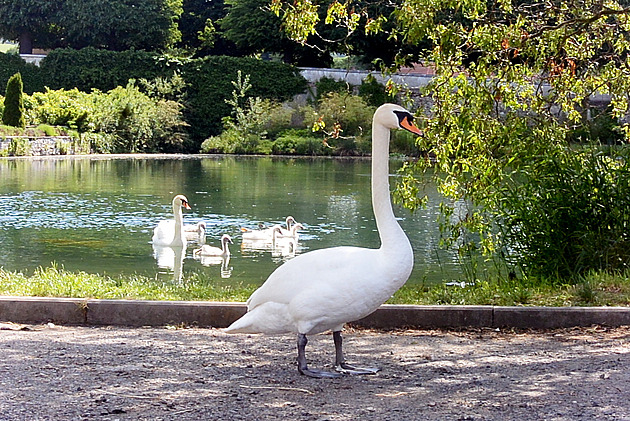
[
  {"x1": 223, "y1": 303, "x2": 292, "y2": 335},
  {"x1": 224, "y1": 314, "x2": 259, "y2": 334}
]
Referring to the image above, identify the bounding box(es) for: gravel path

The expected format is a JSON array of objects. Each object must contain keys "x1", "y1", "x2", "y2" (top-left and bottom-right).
[{"x1": 0, "y1": 323, "x2": 628, "y2": 420}]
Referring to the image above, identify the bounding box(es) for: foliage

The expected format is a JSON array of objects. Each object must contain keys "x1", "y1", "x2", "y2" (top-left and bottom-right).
[
  {"x1": 314, "y1": 77, "x2": 350, "y2": 101},
  {"x1": 495, "y1": 147, "x2": 630, "y2": 280},
  {"x1": 221, "y1": 0, "x2": 334, "y2": 66},
  {"x1": 274, "y1": 0, "x2": 630, "y2": 280},
  {"x1": 6, "y1": 137, "x2": 30, "y2": 156},
  {"x1": 272, "y1": 129, "x2": 329, "y2": 155},
  {"x1": 39, "y1": 48, "x2": 178, "y2": 93},
  {"x1": 0, "y1": 52, "x2": 46, "y2": 95},
  {"x1": 88, "y1": 82, "x2": 187, "y2": 153},
  {"x1": 0, "y1": 0, "x2": 182, "y2": 53},
  {"x1": 0, "y1": 0, "x2": 61, "y2": 53},
  {"x1": 2, "y1": 72, "x2": 25, "y2": 128},
  {"x1": 182, "y1": 55, "x2": 307, "y2": 147},
  {"x1": 58, "y1": 0, "x2": 183, "y2": 51},
  {"x1": 358, "y1": 76, "x2": 394, "y2": 107},
  {"x1": 26, "y1": 88, "x2": 92, "y2": 130},
  {"x1": 305, "y1": 92, "x2": 374, "y2": 154},
  {"x1": 23, "y1": 85, "x2": 187, "y2": 153},
  {"x1": 178, "y1": 0, "x2": 242, "y2": 57},
  {"x1": 6, "y1": 48, "x2": 306, "y2": 151}
]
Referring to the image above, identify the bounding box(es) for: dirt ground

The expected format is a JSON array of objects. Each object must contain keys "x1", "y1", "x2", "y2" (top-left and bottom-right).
[{"x1": 0, "y1": 323, "x2": 628, "y2": 421}]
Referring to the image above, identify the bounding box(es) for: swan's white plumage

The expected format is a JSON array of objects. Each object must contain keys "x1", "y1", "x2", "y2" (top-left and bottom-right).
[
  {"x1": 194, "y1": 234, "x2": 232, "y2": 257},
  {"x1": 226, "y1": 104, "x2": 419, "y2": 338},
  {"x1": 151, "y1": 195, "x2": 191, "y2": 247}
]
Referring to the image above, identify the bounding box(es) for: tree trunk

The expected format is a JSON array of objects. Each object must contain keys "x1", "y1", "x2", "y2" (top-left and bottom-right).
[{"x1": 18, "y1": 31, "x2": 33, "y2": 55}]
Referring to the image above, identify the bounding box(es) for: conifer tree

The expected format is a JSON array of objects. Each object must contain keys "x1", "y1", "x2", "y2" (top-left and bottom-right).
[{"x1": 2, "y1": 72, "x2": 26, "y2": 129}]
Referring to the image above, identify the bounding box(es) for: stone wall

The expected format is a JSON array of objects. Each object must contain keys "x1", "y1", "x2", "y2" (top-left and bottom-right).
[{"x1": 0, "y1": 136, "x2": 82, "y2": 156}]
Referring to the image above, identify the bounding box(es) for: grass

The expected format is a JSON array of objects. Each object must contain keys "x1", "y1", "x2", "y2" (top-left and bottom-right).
[{"x1": 1, "y1": 265, "x2": 629, "y2": 307}]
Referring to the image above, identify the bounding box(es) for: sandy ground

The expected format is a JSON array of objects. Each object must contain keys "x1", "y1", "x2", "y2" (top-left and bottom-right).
[{"x1": 0, "y1": 323, "x2": 628, "y2": 421}]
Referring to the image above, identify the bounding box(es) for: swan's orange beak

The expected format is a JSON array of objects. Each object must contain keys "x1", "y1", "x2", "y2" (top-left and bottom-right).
[
  {"x1": 182, "y1": 200, "x2": 191, "y2": 210},
  {"x1": 400, "y1": 116, "x2": 423, "y2": 136}
]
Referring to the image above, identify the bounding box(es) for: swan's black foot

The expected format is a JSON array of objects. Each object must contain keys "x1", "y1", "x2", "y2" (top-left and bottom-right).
[
  {"x1": 335, "y1": 362, "x2": 380, "y2": 375},
  {"x1": 298, "y1": 366, "x2": 343, "y2": 379}
]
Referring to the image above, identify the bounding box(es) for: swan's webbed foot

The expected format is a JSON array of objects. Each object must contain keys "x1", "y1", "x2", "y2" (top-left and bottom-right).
[
  {"x1": 332, "y1": 330, "x2": 379, "y2": 375},
  {"x1": 297, "y1": 333, "x2": 342, "y2": 379},
  {"x1": 299, "y1": 366, "x2": 343, "y2": 379},
  {"x1": 335, "y1": 363, "x2": 380, "y2": 375}
]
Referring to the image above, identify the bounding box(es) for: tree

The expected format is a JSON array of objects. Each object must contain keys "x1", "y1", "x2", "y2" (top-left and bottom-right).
[
  {"x1": 178, "y1": 0, "x2": 243, "y2": 56},
  {"x1": 0, "y1": 0, "x2": 62, "y2": 54},
  {"x1": 2, "y1": 72, "x2": 26, "y2": 128},
  {"x1": 0, "y1": 0, "x2": 182, "y2": 53},
  {"x1": 221, "y1": 0, "x2": 353, "y2": 66},
  {"x1": 272, "y1": 0, "x2": 630, "y2": 279}
]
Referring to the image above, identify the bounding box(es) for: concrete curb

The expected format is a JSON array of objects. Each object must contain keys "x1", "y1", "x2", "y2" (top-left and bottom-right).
[{"x1": 1, "y1": 296, "x2": 629, "y2": 329}]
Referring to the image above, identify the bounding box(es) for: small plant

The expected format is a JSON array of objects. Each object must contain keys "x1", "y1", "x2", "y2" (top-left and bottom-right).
[
  {"x1": 2, "y1": 72, "x2": 26, "y2": 128},
  {"x1": 8, "y1": 137, "x2": 30, "y2": 156}
]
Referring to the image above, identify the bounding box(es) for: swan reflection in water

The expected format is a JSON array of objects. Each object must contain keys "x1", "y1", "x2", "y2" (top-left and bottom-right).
[{"x1": 152, "y1": 244, "x2": 185, "y2": 282}]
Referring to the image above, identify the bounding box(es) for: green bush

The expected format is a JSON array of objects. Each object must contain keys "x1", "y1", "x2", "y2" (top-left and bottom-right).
[
  {"x1": 89, "y1": 82, "x2": 186, "y2": 153},
  {"x1": 272, "y1": 130, "x2": 329, "y2": 155},
  {"x1": 358, "y1": 77, "x2": 394, "y2": 107},
  {"x1": 182, "y1": 56, "x2": 307, "y2": 148},
  {"x1": 7, "y1": 137, "x2": 30, "y2": 156},
  {"x1": 497, "y1": 147, "x2": 630, "y2": 280},
  {"x1": 25, "y1": 84, "x2": 187, "y2": 153},
  {"x1": 26, "y1": 88, "x2": 92, "y2": 130},
  {"x1": 2, "y1": 72, "x2": 26, "y2": 128},
  {"x1": 315, "y1": 77, "x2": 350, "y2": 102}
]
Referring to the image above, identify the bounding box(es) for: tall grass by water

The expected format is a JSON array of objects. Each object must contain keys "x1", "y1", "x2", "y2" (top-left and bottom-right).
[{"x1": 1, "y1": 265, "x2": 629, "y2": 307}]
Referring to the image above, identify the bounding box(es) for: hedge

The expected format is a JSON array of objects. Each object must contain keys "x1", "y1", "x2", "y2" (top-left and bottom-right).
[{"x1": 0, "y1": 53, "x2": 46, "y2": 95}]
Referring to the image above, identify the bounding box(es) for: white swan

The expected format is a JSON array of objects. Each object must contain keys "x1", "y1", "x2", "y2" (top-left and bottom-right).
[
  {"x1": 184, "y1": 221, "x2": 206, "y2": 244},
  {"x1": 193, "y1": 234, "x2": 233, "y2": 258},
  {"x1": 225, "y1": 104, "x2": 422, "y2": 378},
  {"x1": 276, "y1": 223, "x2": 304, "y2": 242},
  {"x1": 242, "y1": 216, "x2": 296, "y2": 241},
  {"x1": 151, "y1": 195, "x2": 192, "y2": 247}
]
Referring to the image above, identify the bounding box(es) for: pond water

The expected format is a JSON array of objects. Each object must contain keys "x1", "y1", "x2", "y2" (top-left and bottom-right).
[{"x1": 0, "y1": 155, "x2": 465, "y2": 286}]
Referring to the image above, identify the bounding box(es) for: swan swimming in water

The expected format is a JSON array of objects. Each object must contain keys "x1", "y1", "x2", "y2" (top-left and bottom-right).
[
  {"x1": 151, "y1": 195, "x2": 191, "y2": 247},
  {"x1": 193, "y1": 234, "x2": 233, "y2": 258},
  {"x1": 225, "y1": 104, "x2": 422, "y2": 378},
  {"x1": 242, "y1": 216, "x2": 296, "y2": 241},
  {"x1": 184, "y1": 221, "x2": 206, "y2": 244}
]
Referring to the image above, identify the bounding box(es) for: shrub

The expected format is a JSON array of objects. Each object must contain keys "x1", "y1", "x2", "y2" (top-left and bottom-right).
[
  {"x1": 89, "y1": 82, "x2": 186, "y2": 153},
  {"x1": 358, "y1": 77, "x2": 394, "y2": 107},
  {"x1": 496, "y1": 147, "x2": 630, "y2": 280},
  {"x1": 2, "y1": 72, "x2": 26, "y2": 128},
  {"x1": 26, "y1": 88, "x2": 92, "y2": 131},
  {"x1": 272, "y1": 130, "x2": 329, "y2": 155},
  {"x1": 315, "y1": 77, "x2": 350, "y2": 102},
  {"x1": 182, "y1": 56, "x2": 307, "y2": 148}
]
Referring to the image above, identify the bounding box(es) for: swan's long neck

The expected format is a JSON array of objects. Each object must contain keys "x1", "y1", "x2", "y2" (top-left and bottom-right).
[
  {"x1": 172, "y1": 202, "x2": 184, "y2": 245},
  {"x1": 222, "y1": 238, "x2": 230, "y2": 254},
  {"x1": 372, "y1": 122, "x2": 412, "y2": 256}
]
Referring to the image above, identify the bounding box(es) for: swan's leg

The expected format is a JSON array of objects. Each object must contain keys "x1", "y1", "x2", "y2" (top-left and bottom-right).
[
  {"x1": 333, "y1": 331, "x2": 379, "y2": 375},
  {"x1": 297, "y1": 333, "x2": 341, "y2": 378}
]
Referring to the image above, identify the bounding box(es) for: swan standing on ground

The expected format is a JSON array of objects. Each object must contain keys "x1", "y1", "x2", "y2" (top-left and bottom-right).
[
  {"x1": 194, "y1": 234, "x2": 233, "y2": 258},
  {"x1": 151, "y1": 195, "x2": 191, "y2": 247},
  {"x1": 225, "y1": 104, "x2": 422, "y2": 378}
]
